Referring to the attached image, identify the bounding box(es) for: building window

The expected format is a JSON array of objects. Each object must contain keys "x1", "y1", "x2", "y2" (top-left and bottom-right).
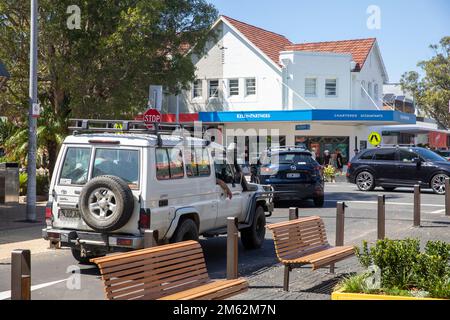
[
  {"x1": 374, "y1": 83, "x2": 379, "y2": 102},
  {"x1": 245, "y1": 78, "x2": 256, "y2": 96},
  {"x1": 368, "y1": 82, "x2": 372, "y2": 98},
  {"x1": 229, "y1": 79, "x2": 239, "y2": 96},
  {"x1": 208, "y1": 80, "x2": 219, "y2": 98},
  {"x1": 193, "y1": 79, "x2": 202, "y2": 98},
  {"x1": 304, "y1": 78, "x2": 317, "y2": 97},
  {"x1": 325, "y1": 79, "x2": 337, "y2": 97},
  {"x1": 361, "y1": 80, "x2": 366, "y2": 98}
]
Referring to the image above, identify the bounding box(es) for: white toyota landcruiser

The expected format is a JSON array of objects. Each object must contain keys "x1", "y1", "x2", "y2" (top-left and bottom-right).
[{"x1": 42, "y1": 120, "x2": 273, "y2": 263}]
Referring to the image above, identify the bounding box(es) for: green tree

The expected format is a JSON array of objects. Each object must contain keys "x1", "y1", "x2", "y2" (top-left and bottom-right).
[
  {"x1": 401, "y1": 37, "x2": 450, "y2": 128},
  {"x1": 0, "y1": 0, "x2": 217, "y2": 174}
]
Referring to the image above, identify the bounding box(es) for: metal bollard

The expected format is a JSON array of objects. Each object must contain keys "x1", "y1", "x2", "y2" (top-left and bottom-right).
[
  {"x1": 446, "y1": 178, "x2": 450, "y2": 217},
  {"x1": 227, "y1": 217, "x2": 239, "y2": 280},
  {"x1": 11, "y1": 249, "x2": 31, "y2": 300},
  {"x1": 144, "y1": 230, "x2": 158, "y2": 248},
  {"x1": 377, "y1": 195, "x2": 386, "y2": 240},
  {"x1": 330, "y1": 202, "x2": 346, "y2": 273},
  {"x1": 289, "y1": 207, "x2": 299, "y2": 220},
  {"x1": 414, "y1": 185, "x2": 421, "y2": 227}
]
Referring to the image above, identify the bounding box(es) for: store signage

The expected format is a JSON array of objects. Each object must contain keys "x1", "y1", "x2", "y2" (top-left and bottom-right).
[
  {"x1": 295, "y1": 124, "x2": 311, "y2": 131},
  {"x1": 198, "y1": 109, "x2": 416, "y2": 124}
]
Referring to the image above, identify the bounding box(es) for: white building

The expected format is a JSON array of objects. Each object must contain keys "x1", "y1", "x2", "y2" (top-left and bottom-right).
[{"x1": 164, "y1": 16, "x2": 415, "y2": 164}]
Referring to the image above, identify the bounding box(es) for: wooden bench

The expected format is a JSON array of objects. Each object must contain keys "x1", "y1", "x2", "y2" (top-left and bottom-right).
[
  {"x1": 267, "y1": 216, "x2": 355, "y2": 291},
  {"x1": 91, "y1": 240, "x2": 248, "y2": 300}
]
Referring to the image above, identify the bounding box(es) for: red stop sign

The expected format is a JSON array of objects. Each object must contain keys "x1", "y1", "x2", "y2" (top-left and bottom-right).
[{"x1": 143, "y1": 108, "x2": 161, "y2": 128}]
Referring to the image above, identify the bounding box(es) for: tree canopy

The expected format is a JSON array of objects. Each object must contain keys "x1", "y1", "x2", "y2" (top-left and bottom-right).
[
  {"x1": 401, "y1": 37, "x2": 450, "y2": 128},
  {"x1": 0, "y1": 0, "x2": 217, "y2": 172}
]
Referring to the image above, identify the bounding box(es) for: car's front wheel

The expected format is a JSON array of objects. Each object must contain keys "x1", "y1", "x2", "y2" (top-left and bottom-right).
[
  {"x1": 431, "y1": 173, "x2": 449, "y2": 195},
  {"x1": 356, "y1": 171, "x2": 375, "y2": 191},
  {"x1": 241, "y1": 206, "x2": 266, "y2": 250}
]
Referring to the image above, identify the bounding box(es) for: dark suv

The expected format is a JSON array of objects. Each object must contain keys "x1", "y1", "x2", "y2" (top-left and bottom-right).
[
  {"x1": 347, "y1": 146, "x2": 450, "y2": 194},
  {"x1": 257, "y1": 147, "x2": 324, "y2": 206}
]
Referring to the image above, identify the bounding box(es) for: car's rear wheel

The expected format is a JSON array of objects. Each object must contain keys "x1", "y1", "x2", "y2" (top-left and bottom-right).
[
  {"x1": 171, "y1": 218, "x2": 199, "y2": 243},
  {"x1": 382, "y1": 187, "x2": 396, "y2": 192},
  {"x1": 431, "y1": 173, "x2": 449, "y2": 195},
  {"x1": 356, "y1": 171, "x2": 375, "y2": 191},
  {"x1": 241, "y1": 206, "x2": 266, "y2": 250}
]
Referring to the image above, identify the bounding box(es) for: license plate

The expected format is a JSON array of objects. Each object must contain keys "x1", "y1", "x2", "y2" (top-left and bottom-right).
[
  {"x1": 60, "y1": 209, "x2": 80, "y2": 219},
  {"x1": 287, "y1": 173, "x2": 301, "y2": 178}
]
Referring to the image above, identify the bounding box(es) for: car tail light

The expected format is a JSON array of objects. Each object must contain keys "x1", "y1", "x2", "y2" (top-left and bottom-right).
[
  {"x1": 261, "y1": 167, "x2": 277, "y2": 176},
  {"x1": 45, "y1": 202, "x2": 53, "y2": 226},
  {"x1": 139, "y1": 208, "x2": 151, "y2": 229},
  {"x1": 47, "y1": 232, "x2": 60, "y2": 240},
  {"x1": 117, "y1": 238, "x2": 133, "y2": 246}
]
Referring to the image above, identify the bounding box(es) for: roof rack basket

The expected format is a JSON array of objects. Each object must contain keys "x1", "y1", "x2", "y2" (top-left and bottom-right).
[{"x1": 68, "y1": 119, "x2": 200, "y2": 136}]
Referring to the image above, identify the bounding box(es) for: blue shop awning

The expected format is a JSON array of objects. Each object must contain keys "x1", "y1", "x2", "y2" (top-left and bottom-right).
[{"x1": 198, "y1": 109, "x2": 416, "y2": 125}]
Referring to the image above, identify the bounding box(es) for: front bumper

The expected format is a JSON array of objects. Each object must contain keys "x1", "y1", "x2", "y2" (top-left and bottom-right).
[{"x1": 42, "y1": 228, "x2": 144, "y2": 250}]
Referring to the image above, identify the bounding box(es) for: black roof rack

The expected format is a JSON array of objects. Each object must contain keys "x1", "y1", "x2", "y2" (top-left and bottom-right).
[{"x1": 68, "y1": 119, "x2": 205, "y2": 147}]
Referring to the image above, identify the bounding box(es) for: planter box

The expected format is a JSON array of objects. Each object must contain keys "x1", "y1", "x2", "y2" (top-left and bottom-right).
[{"x1": 331, "y1": 289, "x2": 446, "y2": 300}]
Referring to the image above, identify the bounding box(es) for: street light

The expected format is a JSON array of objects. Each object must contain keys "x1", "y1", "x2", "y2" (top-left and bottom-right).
[{"x1": 0, "y1": 61, "x2": 10, "y2": 90}]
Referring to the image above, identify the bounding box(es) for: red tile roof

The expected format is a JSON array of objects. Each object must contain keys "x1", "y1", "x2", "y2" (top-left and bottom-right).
[
  {"x1": 285, "y1": 38, "x2": 376, "y2": 71},
  {"x1": 221, "y1": 15, "x2": 292, "y2": 66}
]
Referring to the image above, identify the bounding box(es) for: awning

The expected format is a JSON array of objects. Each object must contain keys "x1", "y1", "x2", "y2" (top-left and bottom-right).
[{"x1": 198, "y1": 109, "x2": 416, "y2": 125}]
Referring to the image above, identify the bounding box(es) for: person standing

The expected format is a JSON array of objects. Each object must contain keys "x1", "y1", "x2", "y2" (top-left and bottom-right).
[
  {"x1": 323, "y1": 150, "x2": 331, "y2": 166},
  {"x1": 336, "y1": 148, "x2": 344, "y2": 175}
]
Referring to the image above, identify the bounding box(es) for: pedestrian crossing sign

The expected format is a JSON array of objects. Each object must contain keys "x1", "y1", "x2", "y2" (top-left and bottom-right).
[{"x1": 368, "y1": 132, "x2": 381, "y2": 146}]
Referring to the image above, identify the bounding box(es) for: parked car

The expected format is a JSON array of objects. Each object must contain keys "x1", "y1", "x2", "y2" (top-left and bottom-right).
[
  {"x1": 347, "y1": 146, "x2": 450, "y2": 194},
  {"x1": 42, "y1": 120, "x2": 273, "y2": 263},
  {"x1": 256, "y1": 146, "x2": 324, "y2": 207},
  {"x1": 434, "y1": 149, "x2": 450, "y2": 161}
]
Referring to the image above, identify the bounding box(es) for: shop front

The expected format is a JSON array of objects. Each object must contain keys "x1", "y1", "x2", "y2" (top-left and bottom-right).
[{"x1": 197, "y1": 109, "x2": 416, "y2": 165}]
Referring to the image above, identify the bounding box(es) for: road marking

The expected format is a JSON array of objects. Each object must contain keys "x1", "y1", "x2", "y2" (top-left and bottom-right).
[
  {"x1": 0, "y1": 278, "x2": 67, "y2": 300},
  {"x1": 325, "y1": 200, "x2": 444, "y2": 207},
  {"x1": 430, "y1": 209, "x2": 446, "y2": 214}
]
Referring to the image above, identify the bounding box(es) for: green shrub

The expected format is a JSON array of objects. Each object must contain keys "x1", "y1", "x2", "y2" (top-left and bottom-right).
[
  {"x1": 344, "y1": 238, "x2": 450, "y2": 299},
  {"x1": 19, "y1": 172, "x2": 49, "y2": 196}
]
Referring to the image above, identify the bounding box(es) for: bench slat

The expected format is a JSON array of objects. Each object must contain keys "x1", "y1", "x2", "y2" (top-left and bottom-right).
[{"x1": 158, "y1": 279, "x2": 248, "y2": 300}]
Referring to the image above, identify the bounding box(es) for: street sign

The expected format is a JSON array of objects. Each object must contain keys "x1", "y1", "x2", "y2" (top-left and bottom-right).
[
  {"x1": 32, "y1": 103, "x2": 40, "y2": 118},
  {"x1": 149, "y1": 85, "x2": 163, "y2": 111},
  {"x1": 368, "y1": 132, "x2": 381, "y2": 146},
  {"x1": 143, "y1": 108, "x2": 161, "y2": 128}
]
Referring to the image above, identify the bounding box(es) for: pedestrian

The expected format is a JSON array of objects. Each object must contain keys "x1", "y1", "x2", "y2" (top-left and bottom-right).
[
  {"x1": 323, "y1": 150, "x2": 331, "y2": 166},
  {"x1": 336, "y1": 148, "x2": 344, "y2": 176}
]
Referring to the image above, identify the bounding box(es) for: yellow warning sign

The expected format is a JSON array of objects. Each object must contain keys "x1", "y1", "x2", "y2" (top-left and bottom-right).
[{"x1": 368, "y1": 132, "x2": 381, "y2": 146}]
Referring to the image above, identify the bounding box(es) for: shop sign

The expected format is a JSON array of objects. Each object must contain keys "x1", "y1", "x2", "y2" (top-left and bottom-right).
[{"x1": 295, "y1": 124, "x2": 311, "y2": 131}]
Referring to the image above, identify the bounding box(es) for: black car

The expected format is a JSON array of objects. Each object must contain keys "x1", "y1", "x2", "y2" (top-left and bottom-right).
[
  {"x1": 347, "y1": 146, "x2": 450, "y2": 194},
  {"x1": 257, "y1": 147, "x2": 324, "y2": 207}
]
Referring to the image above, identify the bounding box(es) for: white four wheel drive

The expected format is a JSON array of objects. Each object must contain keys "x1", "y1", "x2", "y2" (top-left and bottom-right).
[{"x1": 42, "y1": 120, "x2": 274, "y2": 263}]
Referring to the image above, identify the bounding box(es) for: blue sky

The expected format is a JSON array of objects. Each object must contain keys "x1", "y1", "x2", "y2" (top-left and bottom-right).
[{"x1": 208, "y1": 0, "x2": 449, "y2": 83}]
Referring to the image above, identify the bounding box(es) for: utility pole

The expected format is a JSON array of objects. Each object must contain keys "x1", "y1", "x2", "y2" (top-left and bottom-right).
[{"x1": 26, "y1": 0, "x2": 38, "y2": 222}]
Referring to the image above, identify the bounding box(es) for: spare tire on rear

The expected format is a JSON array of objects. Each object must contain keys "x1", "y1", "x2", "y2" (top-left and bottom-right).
[{"x1": 79, "y1": 175, "x2": 134, "y2": 232}]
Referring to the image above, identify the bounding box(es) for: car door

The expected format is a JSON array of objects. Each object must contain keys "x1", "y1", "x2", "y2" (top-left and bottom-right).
[
  {"x1": 213, "y1": 160, "x2": 243, "y2": 228},
  {"x1": 372, "y1": 148, "x2": 400, "y2": 184},
  {"x1": 397, "y1": 149, "x2": 438, "y2": 186}
]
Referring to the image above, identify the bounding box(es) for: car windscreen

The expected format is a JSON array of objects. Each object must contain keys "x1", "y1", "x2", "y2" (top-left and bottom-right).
[
  {"x1": 264, "y1": 152, "x2": 314, "y2": 165},
  {"x1": 411, "y1": 148, "x2": 446, "y2": 162},
  {"x1": 92, "y1": 148, "x2": 139, "y2": 187}
]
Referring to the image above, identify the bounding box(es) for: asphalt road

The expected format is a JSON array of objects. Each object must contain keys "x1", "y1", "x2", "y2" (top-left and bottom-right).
[{"x1": 1, "y1": 182, "x2": 449, "y2": 300}]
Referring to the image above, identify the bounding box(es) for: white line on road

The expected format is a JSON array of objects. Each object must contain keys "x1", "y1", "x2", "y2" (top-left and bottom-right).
[
  {"x1": 0, "y1": 278, "x2": 67, "y2": 300},
  {"x1": 430, "y1": 209, "x2": 446, "y2": 214},
  {"x1": 325, "y1": 200, "x2": 445, "y2": 207}
]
